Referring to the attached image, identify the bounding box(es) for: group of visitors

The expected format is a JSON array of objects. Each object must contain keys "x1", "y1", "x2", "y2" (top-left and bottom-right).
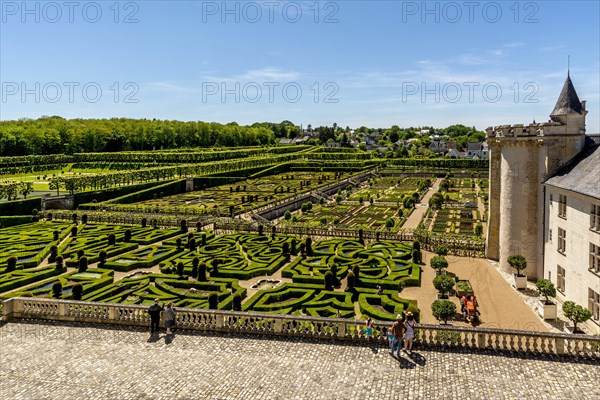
[
  {"x1": 364, "y1": 312, "x2": 416, "y2": 356},
  {"x1": 147, "y1": 299, "x2": 176, "y2": 336}
]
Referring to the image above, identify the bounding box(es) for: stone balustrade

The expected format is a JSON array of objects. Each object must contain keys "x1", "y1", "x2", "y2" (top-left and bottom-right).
[{"x1": 2, "y1": 297, "x2": 599, "y2": 358}]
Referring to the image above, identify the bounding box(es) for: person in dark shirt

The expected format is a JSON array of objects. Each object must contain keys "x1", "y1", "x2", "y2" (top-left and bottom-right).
[{"x1": 148, "y1": 299, "x2": 163, "y2": 335}]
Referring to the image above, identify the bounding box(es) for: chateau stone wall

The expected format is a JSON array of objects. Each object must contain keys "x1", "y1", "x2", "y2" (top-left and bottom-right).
[{"x1": 543, "y1": 186, "x2": 600, "y2": 334}]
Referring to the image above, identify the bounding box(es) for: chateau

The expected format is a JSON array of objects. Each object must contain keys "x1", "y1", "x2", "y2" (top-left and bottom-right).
[{"x1": 486, "y1": 74, "x2": 600, "y2": 334}]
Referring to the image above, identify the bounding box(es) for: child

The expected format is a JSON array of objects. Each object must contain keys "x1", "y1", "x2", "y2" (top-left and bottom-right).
[{"x1": 365, "y1": 317, "x2": 374, "y2": 341}]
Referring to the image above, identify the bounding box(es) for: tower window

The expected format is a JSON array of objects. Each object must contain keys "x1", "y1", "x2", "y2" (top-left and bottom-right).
[
  {"x1": 591, "y1": 204, "x2": 600, "y2": 231},
  {"x1": 590, "y1": 243, "x2": 600, "y2": 274},
  {"x1": 589, "y1": 289, "x2": 600, "y2": 322},
  {"x1": 557, "y1": 265, "x2": 566, "y2": 293},
  {"x1": 558, "y1": 228, "x2": 566, "y2": 254},
  {"x1": 558, "y1": 194, "x2": 567, "y2": 218}
]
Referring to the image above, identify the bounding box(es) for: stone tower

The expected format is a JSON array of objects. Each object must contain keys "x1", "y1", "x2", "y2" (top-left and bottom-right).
[{"x1": 486, "y1": 74, "x2": 587, "y2": 278}]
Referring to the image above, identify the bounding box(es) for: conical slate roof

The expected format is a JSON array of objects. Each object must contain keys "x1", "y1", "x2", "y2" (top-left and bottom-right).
[{"x1": 550, "y1": 74, "x2": 583, "y2": 116}]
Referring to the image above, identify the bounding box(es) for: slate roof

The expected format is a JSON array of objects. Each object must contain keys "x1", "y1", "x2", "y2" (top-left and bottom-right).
[
  {"x1": 467, "y1": 142, "x2": 483, "y2": 151},
  {"x1": 543, "y1": 143, "x2": 600, "y2": 199},
  {"x1": 550, "y1": 74, "x2": 583, "y2": 117}
]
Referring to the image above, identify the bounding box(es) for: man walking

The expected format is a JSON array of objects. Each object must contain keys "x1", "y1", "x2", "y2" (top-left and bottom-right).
[
  {"x1": 389, "y1": 313, "x2": 404, "y2": 357},
  {"x1": 148, "y1": 299, "x2": 163, "y2": 335}
]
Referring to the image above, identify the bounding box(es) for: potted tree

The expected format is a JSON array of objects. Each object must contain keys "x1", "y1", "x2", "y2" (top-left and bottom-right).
[
  {"x1": 431, "y1": 300, "x2": 456, "y2": 325},
  {"x1": 507, "y1": 254, "x2": 527, "y2": 289},
  {"x1": 433, "y1": 275, "x2": 455, "y2": 299},
  {"x1": 430, "y1": 256, "x2": 449, "y2": 275},
  {"x1": 562, "y1": 301, "x2": 592, "y2": 334},
  {"x1": 535, "y1": 279, "x2": 557, "y2": 320}
]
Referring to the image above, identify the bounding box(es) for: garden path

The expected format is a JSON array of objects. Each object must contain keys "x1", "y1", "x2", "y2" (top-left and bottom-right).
[
  {"x1": 401, "y1": 250, "x2": 551, "y2": 331},
  {"x1": 401, "y1": 178, "x2": 440, "y2": 230},
  {"x1": 475, "y1": 181, "x2": 487, "y2": 233}
]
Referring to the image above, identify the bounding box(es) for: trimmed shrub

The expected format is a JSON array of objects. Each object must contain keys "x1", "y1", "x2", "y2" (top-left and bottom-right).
[
  {"x1": 81, "y1": 214, "x2": 88, "y2": 224},
  {"x1": 77, "y1": 249, "x2": 85, "y2": 259},
  {"x1": 431, "y1": 300, "x2": 456, "y2": 324},
  {"x1": 180, "y1": 219, "x2": 188, "y2": 233},
  {"x1": 352, "y1": 264, "x2": 360, "y2": 282},
  {"x1": 562, "y1": 301, "x2": 592, "y2": 333},
  {"x1": 49, "y1": 245, "x2": 58, "y2": 263},
  {"x1": 198, "y1": 262, "x2": 207, "y2": 281},
  {"x1": 324, "y1": 271, "x2": 334, "y2": 291},
  {"x1": 412, "y1": 249, "x2": 421, "y2": 264},
  {"x1": 98, "y1": 250, "x2": 107, "y2": 266},
  {"x1": 508, "y1": 254, "x2": 527, "y2": 277},
  {"x1": 189, "y1": 238, "x2": 196, "y2": 250},
  {"x1": 78, "y1": 256, "x2": 88, "y2": 272},
  {"x1": 72, "y1": 213, "x2": 78, "y2": 223},
  {"x1": 330, "y1": 264, "x2": 338, "y2": 286},
  {"x1": 305, "y1": 237, "x2": 313, "y2": 256},
  {"x1": 435, "y1": 245, "x2": 448, "y2": 256},
  {"x1": 72, "y1": 283, "x2": 83, "y2": 300},
  {"x1": 6, "y1": 256, "x2": 17, "y2": 272},
  {"x1": 232, "y1": 292, "x2": 242, "y2": 311},
  {"x1": 208, "y1": 292, "x2": 219, "y2": 309},
  {"x1": 177, "y1": 262, "x2": 184, "y2": 277},
  {"x1": 53, "y1": 230, "x2": 59, "y2": 241},
  {"x1": 536, "y1": 279, "x2": 556, "y2": 304},
  {"x1": 474, "y1": 223, "x2": 483, "y2": 236},
  {"x1": 108, "y1": 233, "x2": 116, "y2": 246},
  {"x1": 433, "y1": 275, "x2": 455, "y2": 295},
  {"x1": 211, "y1": 259, "x2": 219, "y2": 277},
  {"x1": 282, "y1": 242, "x2": 290, "y2": 258},
  {"x1": 141, "y1": 218, "x2": 147, "y2": 227},
  {"x1": 176, "y1": 238, "x2": 182, "y2": 249},
  {"x1": 430, "y1": 256, "x2": 449, "y2": 274},
  {"x1": 71, "y1": 226, "x2": 78, "y2": 237},
  {"x1": 52, "y1": 282, "x2": 62, "y2": 298},
  {"x1": 55, "y1": 255, "x2": 64, "y2": 270},
  {"x1": 124, "y1": 229, "x2": 132, "y2": 242},
  {"x1": 346, "y1": 271, "x2": 355, "y2": 290}
]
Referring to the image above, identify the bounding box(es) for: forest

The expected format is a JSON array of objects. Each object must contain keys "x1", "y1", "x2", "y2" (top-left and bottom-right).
[{"x1": 0, "y1": 117, "x2": 278, "y2": 156}]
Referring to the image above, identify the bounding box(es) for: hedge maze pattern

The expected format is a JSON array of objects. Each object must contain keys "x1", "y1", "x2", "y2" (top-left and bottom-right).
[
  {"x1": 0, "y1": 222, "x2": 422, "y2": 320},
  {"x1": 283, "y1": 239, "x2": 420, "y2": 289}
]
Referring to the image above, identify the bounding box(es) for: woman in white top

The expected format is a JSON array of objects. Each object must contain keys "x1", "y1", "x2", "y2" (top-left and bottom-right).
[{"x1": 402, "y1": 312, "x2": 416, "y2": 353}]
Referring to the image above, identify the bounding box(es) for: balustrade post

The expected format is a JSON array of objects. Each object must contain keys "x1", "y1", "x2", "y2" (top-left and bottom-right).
[
  {"x1": 274, "y1": 318, "x2": 283, "y2": 333},
  {"x1": 2, "y1": 298, "x2": 15, "y2": 321},
  {"x1": 216, "y1": 314, "x2": 224, "y2": 329},
  {"x1": 59, "y1": 302, "x2": 68, "y2": 318},
  {"x1": 337, "y1": 321, "x2": 346, "y2": 338},
  {"x1": 108, "y1": 306, "x2": 116, "y2": 321},
  {"x1": 476, "y1": 332, "x2": 486, "y2": 349},
  {"x1": 555, "y1": 337, "x2": 565, "y2": 355}
]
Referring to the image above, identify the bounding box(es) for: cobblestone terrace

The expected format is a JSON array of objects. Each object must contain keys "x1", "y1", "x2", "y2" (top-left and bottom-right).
[{"x1": 1, "y1": 321, "x2": 598, "y2": 400}]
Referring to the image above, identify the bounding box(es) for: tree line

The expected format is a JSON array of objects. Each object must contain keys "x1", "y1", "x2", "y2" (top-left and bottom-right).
[{"x1": 0, "y1": 117, "x2": 285, "y2": 156}]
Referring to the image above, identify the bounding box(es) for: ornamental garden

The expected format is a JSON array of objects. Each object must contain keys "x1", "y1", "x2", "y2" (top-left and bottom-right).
[{"x1": 0, "y1": 147, "x2": 490, "y2": 323}]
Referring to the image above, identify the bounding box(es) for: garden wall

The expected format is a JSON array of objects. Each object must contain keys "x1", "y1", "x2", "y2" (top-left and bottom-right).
[{"x1": 0, "y1": 197, "x2": 42, "y2": 216}]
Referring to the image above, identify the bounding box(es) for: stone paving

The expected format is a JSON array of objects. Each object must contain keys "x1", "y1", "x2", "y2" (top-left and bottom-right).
[{"x1": 1, "y1": 321, "x2": 599, "y2": 400}]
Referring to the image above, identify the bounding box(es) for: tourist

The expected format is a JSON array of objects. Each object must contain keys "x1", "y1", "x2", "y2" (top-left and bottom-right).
[
  {"x1": 147, "y1": 299, "x2": 163, "y2": 335},
  {"x1": 365, "y1": 317, "x2": 374, "y2": 341},
  {"x1": 385, "y1": 326, "x2": 394, "y2": 351},
  {"x1": 402, "y1": 312, "x2": 416, "y2": 353},
  {"x1": 389, "y1": 313, "x2": 404, "y2": 357},
  {"x1": 165, "y1": 302, "x2": 176, "y2": 335}
]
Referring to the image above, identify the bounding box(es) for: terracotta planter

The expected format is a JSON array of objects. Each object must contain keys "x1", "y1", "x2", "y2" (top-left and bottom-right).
[
  {"x1": 537, "y1": 300, "x2": 557, "y2": 320},
  {"x1": 513, "y1": 274, "x2": 527, "y2": 290}
]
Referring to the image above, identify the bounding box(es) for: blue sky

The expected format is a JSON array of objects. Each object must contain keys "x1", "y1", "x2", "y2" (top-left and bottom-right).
[{"x1": 1, "y1": 1, "x2": 599, "y2": 132}]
